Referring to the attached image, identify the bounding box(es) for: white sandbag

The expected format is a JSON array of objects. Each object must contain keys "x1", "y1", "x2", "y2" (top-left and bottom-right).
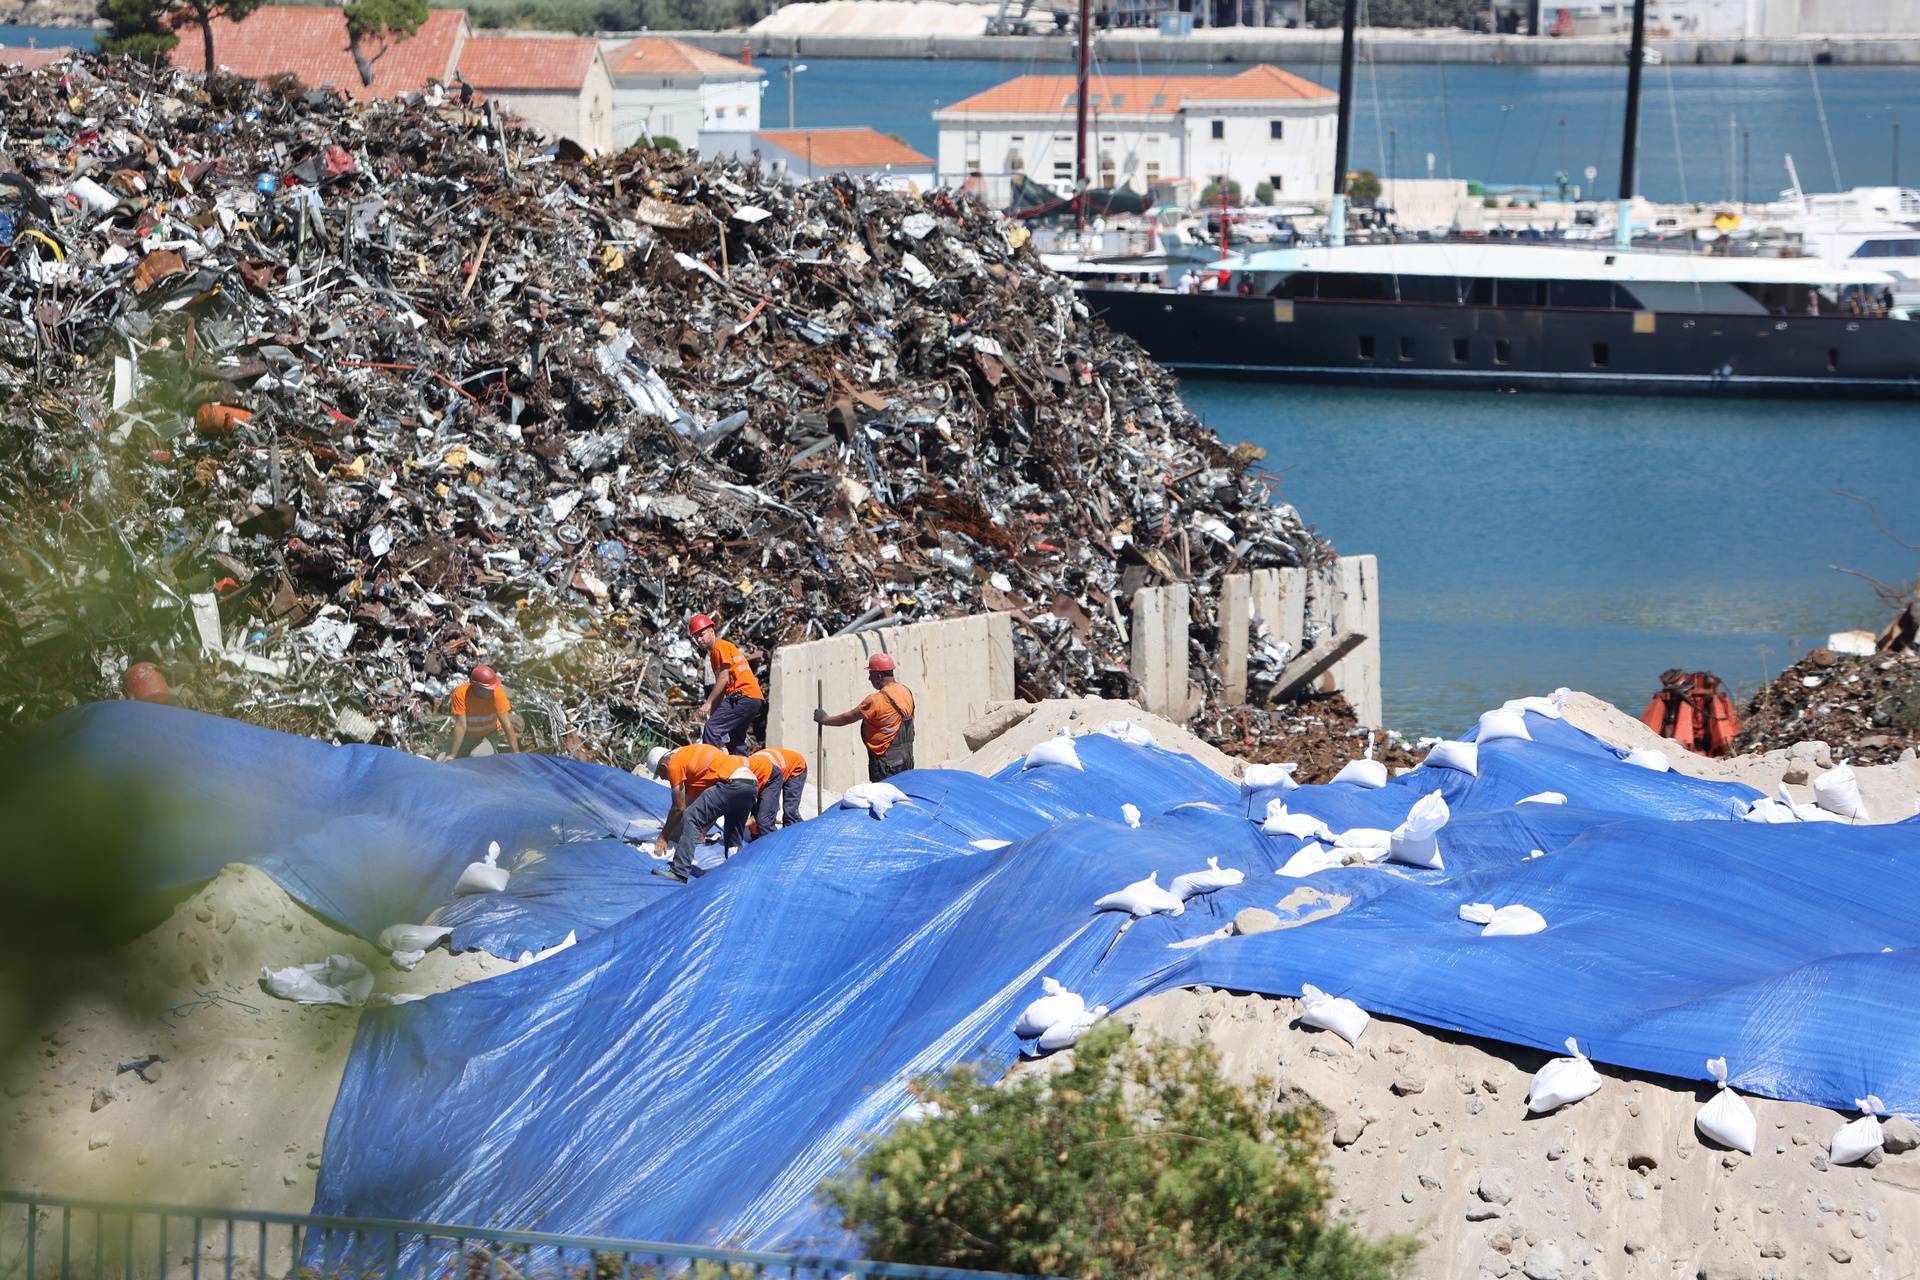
[
  {"x1": 1015, "y1": 977, "x2": 1086, "y2": 1038},
  {"x1": 1297, "y1": 983, "x2": 1369, "y2": 1045},
  {"x1": 1093, "y1": 871, "x2": 1185, "y2": 917},
  {"x1": 1385, "y1": 791, "x2": 1449, "y2": 870},
  {"x1": 455, "y1": 841, "x2": 510, "y2": 895},
  {"x1": 899, "y1": 1099, "x2": 945, "y2": 1124},
  {"x1": 1331, "y1": 756, "x2": 1388, "y2": 788},
  {"x1": 513, "y1": 930, "x2": 578, "y2": 968},
  {"x1": 1831, "y1": 1097, "x2": 1886, "y2": 1165},
  {"x1": 260, "y1": 954, "x2": 374, "y2": 1007},
  {"x1": 378, "y1": 923, "x2": 453, "y2": 954},
  {"x1": 389, "y1": 949, "x2": 426, "y2": 972},
  {"x1": 1743, "y1": 796, "x2": 1800, "y2": 824},
  {"x1": 1036, "y1": 1004, "x2": 1107, "y2": 1052},
  {"x1": 1330, "y1": 826, "x2": 1393, "y2": 859},
  {"x1": 1093, "y1": 720, "x2": 1158, "y2": 748},
  {"x1": 1022, "y1": 730, "x2": 1084, "y2": 771},
  {"x1": 1276, "y1": 841, "x2": 1344, "y2": 878},
  {"x1": 1458, "y1": 902, "x2": 1497, "y2": 925},
  {"x1": 1695, "y1": 1057, "x2": 1756, "y2": 1154},
  {"x1": 1812, "y1": 762, "x2": 1871, "y2": 821},
  {"x1": 840, "y1": 781, "x2": 910, "y2": 817},
  {"x1": 1261, "y1": 801, "x2": 1333, "y2": 841},
  {"x1": 1242, "y1": 762, "x2": 1300, "y2": 793},
  {"x1": 1476, "y1": 708, "x2": 1534, "y2": 743},
  {"x1": 1501, "y1": 688, "x2": 1570, "y2": 719},
  {"x1": 1481, "y1": 905, "x2": 1547, "y2": 937},
  {"x1": 1517, "y1": 791, "x2": 1567, "y2": 806},
  {"x1": 1170, "y1": 856, "x2": 1245, "y2": 901},
  {"x1": 1623, "y1": 747, "x2": 1671, "y2": 772},
  {"x1": 1423, "y1": 739, "x2": 1479, "y2": 776},
  {"x1": 1121, "y1": 803, "x2": 1142, "y2": 829},
  {"x1": 1527, "y1": 1037, "x2": 1603, "y2": 1113},
  {"x1": 969, "y1": 838, "x2": 1012, "y2": 851}
]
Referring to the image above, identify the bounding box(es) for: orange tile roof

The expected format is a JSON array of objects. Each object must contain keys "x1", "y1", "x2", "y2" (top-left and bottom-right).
[
  {"x1": 935, "y1": 65, "x2": 1332, "y2": 118},
  {"x1": 166, "y1": 6, "x2": 466, "y2": 101},
  {"x1": 0, "y1": 46, "x2": 76, "y2": 71},
  {"x1": 460, "y1": 35, "x2": 599, "y2": 92},
  {"x1": 754, "y1": 127, "x2": 932, "y2": 171},
  {"x1": 605, "y1": 36, "x2": 763, "y2": 80}
]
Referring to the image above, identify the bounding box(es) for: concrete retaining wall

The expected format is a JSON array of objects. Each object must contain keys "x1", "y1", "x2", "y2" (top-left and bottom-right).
[
  {"x1": 1134, "y1": 553, "x2": 1383, "y2": 729},
  {"x1": 671, "y1": 29, "x2": 1920, "y2": 65},
  {"x1": 767, "y1": 612, "x2": 1015, "y2": 801}
]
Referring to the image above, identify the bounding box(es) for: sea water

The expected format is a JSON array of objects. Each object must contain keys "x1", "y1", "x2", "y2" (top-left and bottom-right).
[{"x1": 1184, "y1": 381, "x2": 1919, "y2": 733}]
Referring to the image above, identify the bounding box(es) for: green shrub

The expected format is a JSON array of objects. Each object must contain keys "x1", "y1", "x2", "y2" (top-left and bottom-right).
[{"x1": 821, "y1": 1021, "x2": 1419, "y2": 1280}]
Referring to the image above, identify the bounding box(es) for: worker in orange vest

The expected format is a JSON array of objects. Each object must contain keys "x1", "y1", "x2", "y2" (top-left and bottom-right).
[
  {"x1": 442, "y1": 664, "x2": 520, "y2": 760},
  {"x1": 646, "y1": 742, "x2": 755, "y2": 883},
  {"x1": 815, "y1": 653, "x2": 916, "y2": 783},
  {"x1": 689, "y1": 613, "x2": 766, "y2": 755},
  {"x1": 745, "y1": 746, "x2": 808, "y2": 839}
]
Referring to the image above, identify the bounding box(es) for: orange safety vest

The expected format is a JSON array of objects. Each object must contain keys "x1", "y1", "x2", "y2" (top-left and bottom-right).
[{"x1": 452, "y1": 682, "x2": 509, "y2": 735}]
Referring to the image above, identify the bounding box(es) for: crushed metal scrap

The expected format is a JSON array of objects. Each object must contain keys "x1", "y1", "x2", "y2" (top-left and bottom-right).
[
  {"x1": 0, "y1": 55, "x2": 1324, "y2": 759},
  {"x1": 1735, "y1": 604, "x2": 1920, "y2": 766}
]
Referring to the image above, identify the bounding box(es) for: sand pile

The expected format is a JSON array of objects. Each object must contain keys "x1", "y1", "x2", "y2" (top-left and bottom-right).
[
  {"x1": 1079, "y1": 988, "x2": 1920, "y2": 1280},
  {"x1": 0, "y1": 864, "x2": 509, "y2": 1210}
]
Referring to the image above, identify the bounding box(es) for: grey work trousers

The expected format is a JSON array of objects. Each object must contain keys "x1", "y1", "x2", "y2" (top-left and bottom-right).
[{"x1": 672, "y1": 778, "x2": 755, "y2": 879}]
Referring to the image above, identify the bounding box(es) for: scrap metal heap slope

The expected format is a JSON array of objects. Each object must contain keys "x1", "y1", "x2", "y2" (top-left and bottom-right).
[{"x1": 0, "y1": 56, "x2": 1320, "y2": 756}]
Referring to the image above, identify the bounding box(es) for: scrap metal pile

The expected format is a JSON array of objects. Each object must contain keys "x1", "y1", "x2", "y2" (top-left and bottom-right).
[
  {"x1": 1736, "y1": 603, "x2": 1920, "y2": 766},
  {"x1": 0, "y1": 56, "x2": 1323, "y2": 757}
]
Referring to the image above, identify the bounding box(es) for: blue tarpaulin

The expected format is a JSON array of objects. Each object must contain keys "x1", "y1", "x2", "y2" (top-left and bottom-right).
[{"x1": 40, "y1": 702, "x2": 1920, "y2": 1252}]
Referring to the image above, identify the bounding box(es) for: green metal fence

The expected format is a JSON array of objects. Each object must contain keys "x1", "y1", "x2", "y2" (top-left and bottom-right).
[{"x1": 0, "y1": 1193, "x2": 1041, "y2": 1280}]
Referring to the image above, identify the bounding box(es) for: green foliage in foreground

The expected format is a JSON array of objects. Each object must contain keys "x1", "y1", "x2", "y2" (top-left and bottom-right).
[
  {"x1": 457, "y1": 0, "x2": 774, "y2": 33},
  {"x1": 822, "y1": 1021, "x2": 1420, "y2": 1280}
]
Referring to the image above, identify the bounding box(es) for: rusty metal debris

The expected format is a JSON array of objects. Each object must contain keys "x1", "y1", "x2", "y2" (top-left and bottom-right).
[{"x1": 0, "y1": 55, "x2": 1324, "y2": 759}]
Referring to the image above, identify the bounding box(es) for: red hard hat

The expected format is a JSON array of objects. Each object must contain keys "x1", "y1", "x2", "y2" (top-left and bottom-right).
[
  {"x1": 470, "y1": 664, "x2": 501, "y2": 689},
  {"x1": 866, "y1": 653, "x2": 896, "y2": 673},
  {"x1": 124, "y1": 661, "x2": 172, "y2": 704},
  {"x1": 688, "y1": 613, "x2": 714, "y2": 636}
]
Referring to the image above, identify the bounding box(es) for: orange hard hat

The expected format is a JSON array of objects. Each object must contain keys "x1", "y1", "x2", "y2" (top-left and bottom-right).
[
  {"x1": 470, "y1": 664, "x2": 501, "y2": 689},
  {"x1": 866, "y1": 653, "x2": 896, "y2": 673},
  {"x1": 688, "y1": 613, "x2": 714, "y2": 636}
]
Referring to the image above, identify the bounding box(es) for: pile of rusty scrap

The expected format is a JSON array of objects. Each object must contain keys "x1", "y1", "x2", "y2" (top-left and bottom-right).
[
  {"x1": 1735, "y1": 603, "x2": 1920, "y2": 766},
  {"x1": 1198, "y1": 694, "x2": 1417, "y2": 783},
  {"x1": 0, "y1": 56, "x2": 1324, "y2": 757}
]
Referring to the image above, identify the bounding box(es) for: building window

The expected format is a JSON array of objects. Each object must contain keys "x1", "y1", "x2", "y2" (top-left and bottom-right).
[
  {"x1": 1053, "y1": 160, "x2": 1073, "y2": 182},
  {"x1": 1145, "y1": 162, "x2": 1161, "y2": 180},
  {"x1": 1110, "y1": 94, "x2": 1125, "y2": 107},
  {"x1": 1011, "y1": 134, "x2": 1025, "y2": 143},
  {"x1": 1151, "y1": 93, "x2": 1166, "y2": 107},
  {"x1": 1452, "y1": 337, "x2": 1470, "y2": 363},
  {"x1": 1269, "y1": 174, "x2": 1283, "y2": 193},
  {"x1": 1591, "y1": 342, "x2": 1610, "y2": 368},
  {"x1": 966, "y1": 162, "x2": 981, "y2": 176},
  {"x1": 1494, "y1": 338, "x2": 1512, "y2": 365},
  {"x1": 1828, "y1": 347, "x2": 1839, "y2": 371},
  {"x1": 1358, "y1": 335, "x2": 1375, "y2": 360},
  {"x1": 1399, "y1": 335, "x2": 1414, "y2": 361},
  {"x1": 1210, "y1": 119, "x2": 1225, "y2": 140},
  {"x1": 1270, "y1": 119, "x2": 1284, "y2": 140},
  {"x1": 1008, "y1": 152, "x2": 1024, "y2": 172}
]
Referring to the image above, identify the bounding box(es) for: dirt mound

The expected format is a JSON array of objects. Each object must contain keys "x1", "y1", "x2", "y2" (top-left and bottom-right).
[
  {"x1": 1200, "y1": 691, "x2": 1420, "y2": 783},
  {"x1": 0, "y1": 864, "x2": 508, "y2": 1208}
]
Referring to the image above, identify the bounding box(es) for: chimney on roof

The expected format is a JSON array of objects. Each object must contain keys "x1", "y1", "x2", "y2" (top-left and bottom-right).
[{"x1": 740, "y1": 42, "x2": 752, "y2": 67}]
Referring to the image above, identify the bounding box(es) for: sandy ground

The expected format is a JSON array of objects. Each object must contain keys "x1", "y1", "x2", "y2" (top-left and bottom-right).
[
  {"x1": 0, "y1": 865, "x2": 510, "y2": 1211},
  {"x1": 1061, "y1": 988, "x2": 1920, "y2": 1280}
]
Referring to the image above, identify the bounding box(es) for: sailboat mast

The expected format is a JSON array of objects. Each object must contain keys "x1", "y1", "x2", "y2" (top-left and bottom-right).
[
  {"x1": 1616, "y1": 0, "x2": 1647, "y2": 249},
  {"x1": 1076, "y1": 0, "x2": 1091, "y2": 231},
  {"x1": 1329, "y1": 0, "x2": 1358, "y2": 248}
]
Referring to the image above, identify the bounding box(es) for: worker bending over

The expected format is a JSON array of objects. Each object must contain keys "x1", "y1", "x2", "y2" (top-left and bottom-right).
[
  {"x1": 689, "y1": 613, "x2": 766, "y2": 755},
  {"x1": 815, "y1": 653, "x2": 915, "y2": 782},
  {"x1": 646, "y1": 743, "x2": 755, "y2": 883},
  {"x1": 442, "y1": 664, "x2": 519, "y2": 760},
  {"x1": 745, "y1": 747, "x2": 808, "y2": 839}
]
